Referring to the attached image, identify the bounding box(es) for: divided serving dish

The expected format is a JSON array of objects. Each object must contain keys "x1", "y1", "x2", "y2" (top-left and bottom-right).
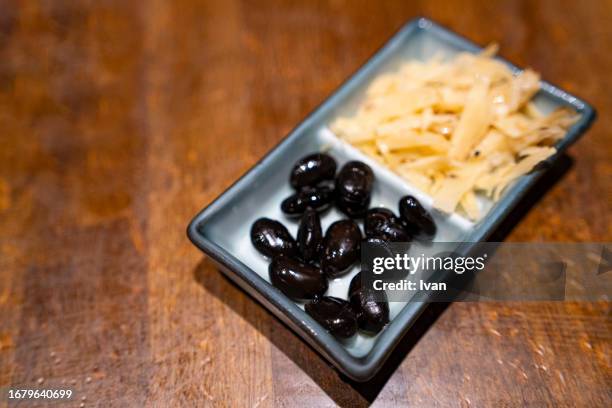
[{"x1": 187, "y1": 17, "x2": 596, "y2": 381}]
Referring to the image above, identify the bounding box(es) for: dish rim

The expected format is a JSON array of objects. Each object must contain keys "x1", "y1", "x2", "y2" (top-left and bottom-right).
[{"x1": 186, "y1": 17, "x2": 596, "y2": 381}]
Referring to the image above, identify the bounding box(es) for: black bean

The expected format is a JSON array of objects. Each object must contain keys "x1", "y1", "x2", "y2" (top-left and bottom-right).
[
  {"x1": 280, "y1": 185, "x2": 334, "y2": 217},
  {"x1": 250, "y1": 218, "x2": 297, "y2": 258},
  {"x1": 335, "y1": 161, "x2": 374, "y2": 218},
  {"x1": 269, "y1": 256, "x2": 328, "y2": 300},
  {"x1": 361, "y1": 236, "x2": 408, "y2": 281},
  {"x1": 398, "y1": 195, "x2": 437, "y2": 240},
  {"x1": 365, "y1": 207, "x2": 412, "y2": 242},
  {"x1": 305, "y1": 296, "x2": 357, "y2": 338},
  {"x1": 290, "y1": 153, "x2": 337, "y2": 189},
  {"x1": 297, "y1": 208, "x2": 323, "y2": 263},
  {"x1": 320, "y1": 220, "x2": 362, "y2": 277},
  {"x1": 349, "y1": 272, "x2": 389, "y2": 334},
  {"x1": 335, "y1": 194, "x2": 371, "y2": 218},
  {"x1": 362, "y1": 237, "x2": 394, "y2": 258}
]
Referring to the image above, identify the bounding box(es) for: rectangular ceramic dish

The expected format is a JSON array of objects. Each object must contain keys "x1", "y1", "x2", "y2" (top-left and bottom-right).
[{"x1": 187, "y1": 17, "x2": 596, "y2": 381}]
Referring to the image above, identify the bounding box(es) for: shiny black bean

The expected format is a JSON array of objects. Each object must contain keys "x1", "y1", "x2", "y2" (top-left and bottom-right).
[
  {"x1": 297, "y1": 208, "x2": 323, "y2": 263},
  {"x1": 335, "y1": 194, "x2": 371, "y2": 218},
  {"x1": 362, "y1": 237, "x2": 394, "y2": 258},
  {"x1": 336, "y1": 161, "x2": 374, "y2": 202},
  {"x1": 362, "y1": 236, "x2": 409, "y2": 280},
  {"x1": 398, "y1": 195, "x2": 437, "y2": 240},
  {"x1": 335, "y1": 161, "x2": 374, "y2": 218},
  {"x1": 250, "y1": 218, "x2": 297, "y2": 258},
  {"x1": 305, "y1": 296, "x2": 357, "y2": 338},
  {"x1": 290, "y1": 153, "x2": 337, "y2": 189},
  {"x1": 365, "y1": 207, "x2": 395, "y2": 233},
  {"x1": 269, "y1": 256, "x2": 328, "y2": 300},
  {"x1": 280, "y1": 186, "x2": 334, "y2": 217},
  {"x1": 320, "y1": 220, "x2": 362, "y2": 277},
  {"x1": 365, "y1": 207, "x2": 411, "y2": 242},
  {"x1": 349, "y1": 272, "x2": 390, "y2": 334}
]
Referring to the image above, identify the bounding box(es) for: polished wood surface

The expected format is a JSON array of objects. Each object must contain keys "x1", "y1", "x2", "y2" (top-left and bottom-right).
[{"x1": 0, "y1": 0, "x2": 610, "y2": 406}]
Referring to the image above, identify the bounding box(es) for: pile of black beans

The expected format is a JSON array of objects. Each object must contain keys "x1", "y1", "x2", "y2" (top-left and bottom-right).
[{"x1": 250, "y1": 152, "x2": 437, "y2": 339}]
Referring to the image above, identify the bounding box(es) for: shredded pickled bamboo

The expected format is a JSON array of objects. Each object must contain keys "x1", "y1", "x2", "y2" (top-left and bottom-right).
[{"x1": 331, "y1": 45, "x2": 577, "y2": 220}]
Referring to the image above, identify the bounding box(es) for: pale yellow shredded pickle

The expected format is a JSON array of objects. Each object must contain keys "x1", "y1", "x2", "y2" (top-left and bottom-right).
[{"x1": 331, "y1": 45, "x2": 578, "y2": 220}]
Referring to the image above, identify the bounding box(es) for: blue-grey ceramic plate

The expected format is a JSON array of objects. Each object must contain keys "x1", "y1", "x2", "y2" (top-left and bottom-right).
[{"x1": 187, "y1": 17, "x2": 596, "y2": 381}]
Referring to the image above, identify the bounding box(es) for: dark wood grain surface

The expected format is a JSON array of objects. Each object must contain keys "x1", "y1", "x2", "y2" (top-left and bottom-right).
[{"x1": 0, "y1": 0, "x2": 610, "y2": 406}]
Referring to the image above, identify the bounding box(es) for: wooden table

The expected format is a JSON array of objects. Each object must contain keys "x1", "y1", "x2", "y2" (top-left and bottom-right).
[{"x1": 1, "y1": 0, "x2": 610, "y2": 406}]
